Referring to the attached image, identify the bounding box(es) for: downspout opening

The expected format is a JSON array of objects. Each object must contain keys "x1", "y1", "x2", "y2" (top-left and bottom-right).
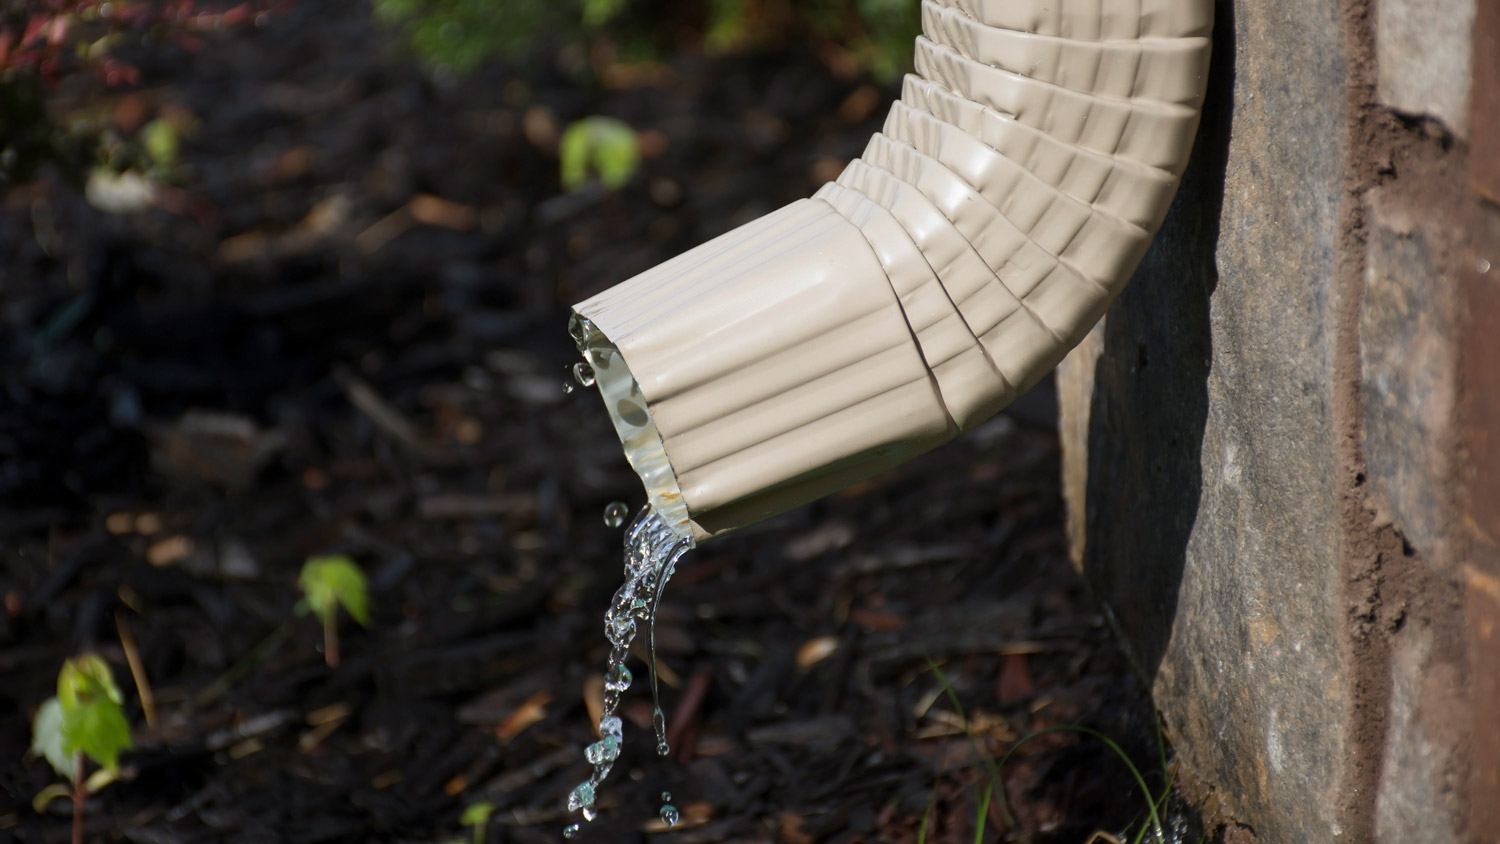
[{"x1": 569, "y1": 312, "x2": 694, "y2": 543}]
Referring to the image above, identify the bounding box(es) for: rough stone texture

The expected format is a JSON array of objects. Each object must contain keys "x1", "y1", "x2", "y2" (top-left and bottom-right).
[
  {"x1": 1373, "y1": 624, "x2": 1467, "y2": 844},
  {"x1": 1058, "y1": 1, "x2": 1350, "y2": 840},
  {"x1": 1058, "y1": 0, "x2": 1498, "y2": 841},
  {"x1": 1376, "y1": 0, "x2": 1474, "y2": 136},
  {"x1": 1357, "y1": 177, "x2": 1475, "y2": 844},
  {"x1": 1360, "y1": 190, "x2": 1459, "y2": 567}
]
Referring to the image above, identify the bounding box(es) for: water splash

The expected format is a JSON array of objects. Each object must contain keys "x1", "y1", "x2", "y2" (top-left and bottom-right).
[{"x1": 564, "y1": 504, "x2": 692, "y2": 832}]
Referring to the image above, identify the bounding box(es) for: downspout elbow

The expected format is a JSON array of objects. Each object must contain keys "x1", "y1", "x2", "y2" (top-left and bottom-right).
[{"x1": 573, "y1": 0, "x2": 1214, "y2": 544}]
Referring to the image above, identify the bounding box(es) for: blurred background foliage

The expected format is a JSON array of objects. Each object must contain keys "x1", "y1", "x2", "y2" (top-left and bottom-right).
[
  {"x1": 4, "y1": 0, "x2": 918, "y2": 196},
  {"x1": 373, "y1": 0, "x2": 921, "y2": 81},
  {"x1": 0, "y1": 1, "x2": 276, "y2": 188}
]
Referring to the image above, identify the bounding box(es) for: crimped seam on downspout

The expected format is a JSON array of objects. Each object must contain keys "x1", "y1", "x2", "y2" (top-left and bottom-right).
[{"x1": 574, "y1": 0, "x2": 1214, "y2": 544}]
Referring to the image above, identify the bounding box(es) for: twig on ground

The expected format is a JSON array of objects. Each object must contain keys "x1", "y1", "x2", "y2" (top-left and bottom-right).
[{"x1": 115, "y1": 611, "x2": 156, "y2": 727}]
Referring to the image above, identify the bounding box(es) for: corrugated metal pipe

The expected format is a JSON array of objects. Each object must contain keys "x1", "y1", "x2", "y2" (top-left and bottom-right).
[{"x1": 572, "y1": 0, "x2": 1214, "y2": 544}]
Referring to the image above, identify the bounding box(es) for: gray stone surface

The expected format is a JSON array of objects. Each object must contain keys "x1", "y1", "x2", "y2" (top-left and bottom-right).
[
  {"x1": 1373, "y1": 625, "x2": 1467, "y2": 844},
  {"x1": 1377, "y1": 0, "x2": 1475, "y2": 137},
  {"x1": 1058, "y1": 1, "x2": 1353, "y2": 840},
  {"x1": 1360, "y1": 189, "x2": 1460, "y2": 568},
  {"x1": 1060, "y1": 1, "x2": 1491, "y2": 841},
  {"x1": 1358, "y1": 184, "x2": 1472, "y2": 844}
]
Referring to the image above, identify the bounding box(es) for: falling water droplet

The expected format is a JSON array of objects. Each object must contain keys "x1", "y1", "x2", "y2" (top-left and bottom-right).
[
  {"x1": 563, "y1": 381, "x2": 576, "y2": 395},
  {"x1": 573, "y1": 362, "x2": 596, "y2": 387},
  {"x1": 581, "y1": 806, "x2": 597, "y2": 822},
  {"x1": 584, "y1": 735, "x2": 620, "y2": 765},
  {"x1": 653, "y1": 706, "x2": 669, "y2": 756},
  {"x1": 606, "y1": 663, "x2": 632, "y2": 693},
  {"x1": 603, "y1": 501, "x2": 628, "y2": 528},
  {"x1": 659, "y1": 803, "x2": 679, "y2": 827},
  {"x1": 563, "y1": 823, "x2": 580, "y2": 839},
  {"x1": 567, "y1": 782, "x2": 595, "y2": 813}
]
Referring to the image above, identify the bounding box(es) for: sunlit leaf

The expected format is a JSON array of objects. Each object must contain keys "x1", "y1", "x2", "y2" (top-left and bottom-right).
[
  {"x1": 559, "y1": 116, "x2": 639, "y2": 193},
  {"x1": 460, "y1": 801, "x2": 495, "y2": 826},
  {"x1": 299, "y1": 555, "x2": 371, "y2": 628},
  {"x1": 141, "y1": 118, "x2": 179, "y2": 166},
  {"x1": 56, "y1": 655, "x2": 132, "y2": 775},
  {"x1": 30, "y1": 698, "x2": 72, "y2": 781}
]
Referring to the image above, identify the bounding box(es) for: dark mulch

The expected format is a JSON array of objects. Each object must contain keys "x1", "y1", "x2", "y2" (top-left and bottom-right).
[{"x1": 1, "y1": 3, "x2": 1186, "y2": 842}]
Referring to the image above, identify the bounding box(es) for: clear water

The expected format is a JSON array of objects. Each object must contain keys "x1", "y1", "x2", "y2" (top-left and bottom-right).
[
  {"x1": 659, "y1": 792, "x2": 678, "y2": 827},
  {"x1": 565, "y1": 504, "x2": 693, "y2": 833},
  {"x1": 573, "y1": 361, "x2": 596, "y2": 387},
  {"x1": 602, "y1": 501, "x2": 629, "y2": 528}
]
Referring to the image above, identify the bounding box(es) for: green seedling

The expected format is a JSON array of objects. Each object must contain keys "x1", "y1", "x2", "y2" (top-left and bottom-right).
[
  {"x1": 30, "y1": 654, "x2": 134, "y2": 844},
  {"x1": 925, "y1": 657, "x2": 1177, "y2": 844},
  {"x1": 995, "y1": 724, "x2": 1166, "y2": 844},
  {"x1": 925, "y1": 658, "x2": 1003, "y2": 843},
  {"x1": 559, "y1": 117, "x2": 640, "y2": 192},
  {"x1": 297, "y1": 555, "x2": 371, "y2": 668},
  {"x1": 460, "y1": 801, "x2": 496, "y2": 844}
]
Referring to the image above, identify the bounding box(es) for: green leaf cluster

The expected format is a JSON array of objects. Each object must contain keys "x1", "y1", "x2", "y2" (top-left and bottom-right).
[
  {"x1": 559, "y1": 116, "x2": 640, "y2": 192},
  {"x1": 298, "y1": 555, "x2": 371, "y2": 628},
  {"x1": 373, "y1": 0, "x2": 586, "y2": 73},
  {"x1": 30, "y1": 654, "x2": 133, "y2": 782},
  {"x1": 371, "y1": 0, "x2": 921, "y2": 81}
]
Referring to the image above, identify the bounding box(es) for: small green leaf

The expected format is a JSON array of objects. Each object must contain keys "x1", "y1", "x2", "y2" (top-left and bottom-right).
[
  {"x1": 53, "y1": 655, "x2": 132, "y2": 776},
  {"x1": 84, "y1": 767, "x2": 119, "y2": 793},
  {"x1": 63, "y1": 697, "x2": 133, "y2": 775},
  {"x1": 460, "y1": 801, "x2": 495, "y2": 826},
  {"x1": 32, "y1": 782, "x2": 73, "y2": 813},
  {"x1": 30, "y1": 698, "x2": 72, "y2": 781},
  {"x1": 141, "y1": 118, "x2": 179, "y2": 167},
  {"x1": 299, "y1": 556, "x2": 371, "y2": 628},
  {"x1": 559, "y1": 117, "x2": 640, "y2": 193}
]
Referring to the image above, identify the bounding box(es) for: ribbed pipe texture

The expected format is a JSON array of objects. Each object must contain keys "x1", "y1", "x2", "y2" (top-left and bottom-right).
[{"x1": 576, "y1": 0, "x2": 1213, "y2": 542}]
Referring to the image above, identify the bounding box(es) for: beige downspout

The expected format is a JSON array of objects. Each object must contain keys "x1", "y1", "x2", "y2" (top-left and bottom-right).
[{"x1": 573, "y1": 0, "x2": 1214, "y2": 543}]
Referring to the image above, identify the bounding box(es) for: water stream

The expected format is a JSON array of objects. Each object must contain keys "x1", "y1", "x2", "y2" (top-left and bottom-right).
[{"x1": 564, "y1": 503, "x2": 693, "y2": 835}]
